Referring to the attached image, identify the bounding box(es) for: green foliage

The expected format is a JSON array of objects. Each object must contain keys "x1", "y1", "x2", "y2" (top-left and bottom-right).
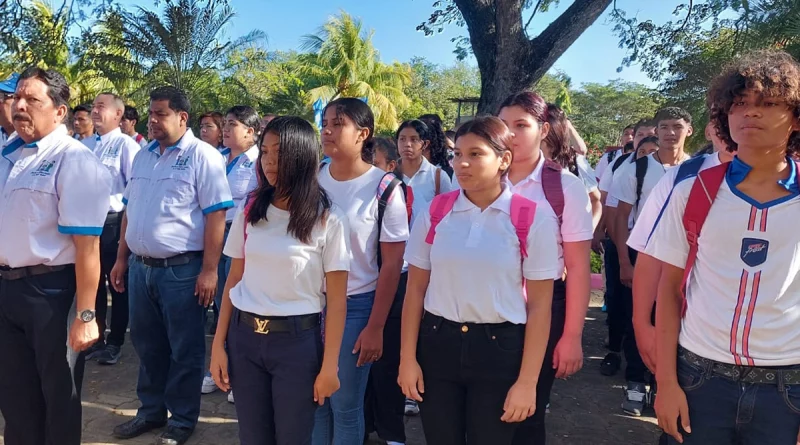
[
  {"x1": 400, "y1": 57, "x2": 480, "y2": 128},
  {"x1": 591, "y1": 251, "x2": 603, "y2": 274}
]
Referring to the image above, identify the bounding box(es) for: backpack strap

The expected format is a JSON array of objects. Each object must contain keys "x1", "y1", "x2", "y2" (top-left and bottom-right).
[
  {"x1": 611, "y1": 152, "x2": 633, "y2": 173},
  {"x1": 680, "y1": 163, "x2": 728, "y2": 317},
  {"x1": 510, "y1": 194, "x2": 537, "y2": 259},
  {"x1": 134, "y1": 134, "x2": 144, "y2": 143},
  {"x1": 377, "y1": 172, "x2": 403, "y2": 268},
  {"x1": 404, "y1": 184, "x2": 414, "y2": 224},
  {"x1": 425, "y1": 190, "x2": 460, "y2": 245},
  {"x1": 435, "y1": 168, "x2": 442, "y2": 196},
  {"x1": 674, "y1": 154, "x2": 708, "y2": 185},
  {"x1": 634, "y1": 155, "x2": 649, "y2": 208},
  {"x1": 608, "y1": 149, "x2": 617, "y2": 163},
  {"x1": 541, "y1": 159, "x2": 564, "y2": 225}
]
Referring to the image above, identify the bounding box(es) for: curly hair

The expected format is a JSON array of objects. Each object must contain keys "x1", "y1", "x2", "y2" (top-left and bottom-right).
[
  {"x1": 417, "y1": 114, "x2": 453, "y2": 178},
  {"x1": 707, "y1": 49, "x2": 800, "y2": 155}
]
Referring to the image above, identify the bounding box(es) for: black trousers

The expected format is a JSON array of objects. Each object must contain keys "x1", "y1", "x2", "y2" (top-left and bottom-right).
[
  {"x1": 617, "y1": 248, "x2": 647, "y2": 383},
  {"x1": 365, "y1": 272, "x2": 407, "y2": 443},
  {"x1": 227, "y1": 309, "x2": 323, "y2": 445},
  {"x1": 512, "y1": 280, "x2": 567, "y2": 445},
  {"x1": 417, "y1": 312, "x2": 525, "y2": 445},
  {"x1": 95, "y1": 217, "x2": 128, "y2": 347},
  {"x1": 603, "y1": 238, "x2": 624, "y2": 353},
  {"x1": 0, "y1": 267, "x2": 85, "y2": 445}
]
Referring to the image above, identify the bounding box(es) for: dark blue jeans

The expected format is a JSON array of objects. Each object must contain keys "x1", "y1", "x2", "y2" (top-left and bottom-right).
[
  {"x1": 129, "y1": 256, "x2": 206, "y2": 429},
  {"x1": 668, "y1": 351, "x2": 800, "y2": 445}
]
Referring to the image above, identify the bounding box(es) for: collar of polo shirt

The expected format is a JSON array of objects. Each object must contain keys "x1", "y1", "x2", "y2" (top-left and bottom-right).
[
  {"x1": 98, "y1": 127, "x2": 121, "y2": 143},
  {"x1": 146, "y1": 128, "x2": 195, "y2": 155},
  {"x1": 728, "y1": 155, "x2": 800, "y2": 193},
  {"x1": 3, "y1": 124, "x2": 68, "y2": 160},
  {"x1": 451, "y1": 185, "x2": 514, "y2": 215},
  {"x1": 505, "y1": 153, "x2": 546, "y2": 188}
]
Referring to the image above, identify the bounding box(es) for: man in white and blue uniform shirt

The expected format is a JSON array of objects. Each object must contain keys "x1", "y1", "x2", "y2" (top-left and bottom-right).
[
  {"x1": 109, "y1": 86, "x2": 232, "y2": 445},
  {"x1": 83, "y1": 92, "x2": 142, "y2": 366},
  {"x1": 0, "y1": 73, "x2": 18, "y2": 147},
  {"x1": 0, "y1": 67, "x2": 112, "y2": 445}
]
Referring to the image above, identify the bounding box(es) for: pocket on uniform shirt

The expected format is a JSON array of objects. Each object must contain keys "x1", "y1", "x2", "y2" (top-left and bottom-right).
[
  {"x1": 10, "y1": 178, "x2": 57, "y2": 222},
  {"x1": 158, "y1": 171, "x2": 194, "y2": 205}
]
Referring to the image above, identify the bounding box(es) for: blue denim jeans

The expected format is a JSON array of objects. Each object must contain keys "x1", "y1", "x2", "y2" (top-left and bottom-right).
[
  {"x1": 129, "y1": 256, "x2": 206, "y2": 429},
  {"x1": 214, "y1": 224, "x2": 232, "y2": 314},
  {"x1": 667, "y1": 351, "x2": 800, "y2": 445},
  {"x1": 312, "y1": 291, "x2": 375, "y2": 445}
]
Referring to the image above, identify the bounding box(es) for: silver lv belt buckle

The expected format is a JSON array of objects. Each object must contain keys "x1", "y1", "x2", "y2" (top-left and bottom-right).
[{"x1": 254, "y1": 318, "x2": 270, "y2": 334}]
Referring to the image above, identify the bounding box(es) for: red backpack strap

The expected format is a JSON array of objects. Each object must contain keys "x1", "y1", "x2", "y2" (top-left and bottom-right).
[
  {"x1": 510, "y1": 194, "x2": 537, "y2": 258},
  {"x1": 680, "y1": 163, "x2": 728, "y2": 317},
  {"x1": 405, "y1": 185, "x2": 414, "y2": 224},
  {"x1": 425, "y1": 190, "x2": 460, "y2": 244},
  {"x1": 541, "y1": 159, "x2": 564, "y2": 225}
]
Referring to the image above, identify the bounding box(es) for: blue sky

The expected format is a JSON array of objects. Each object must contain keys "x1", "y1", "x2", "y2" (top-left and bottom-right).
[{"x1": 125, "y1": 0, "x2": 688, "y2": 88}]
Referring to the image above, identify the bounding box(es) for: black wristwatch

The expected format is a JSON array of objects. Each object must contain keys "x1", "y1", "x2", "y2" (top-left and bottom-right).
[{"x1": 78, "y1": 310, "x2": 96, "y2": 323}]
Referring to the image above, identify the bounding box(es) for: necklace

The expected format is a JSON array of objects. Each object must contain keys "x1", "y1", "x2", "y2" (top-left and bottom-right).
[{"x1": 654, "y1": 152, "x2": 667, "y2": 172}]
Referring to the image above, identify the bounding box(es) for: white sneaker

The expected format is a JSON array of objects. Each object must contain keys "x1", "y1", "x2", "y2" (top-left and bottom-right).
[
  {"x1": 227, "y1": 390, "x2": 235, "y2": 404},
  {"x1": 201, "y1": 374, "x2": 218, "y2": 394}
]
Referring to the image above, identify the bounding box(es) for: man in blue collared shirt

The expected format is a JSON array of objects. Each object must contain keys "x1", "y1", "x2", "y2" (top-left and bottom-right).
[
  {"x1": 0, "y1": 67, "x2": 112, "y2": 445},
  {"x1": 109, "y1": 86, "x2": 232, "y2": 445}
]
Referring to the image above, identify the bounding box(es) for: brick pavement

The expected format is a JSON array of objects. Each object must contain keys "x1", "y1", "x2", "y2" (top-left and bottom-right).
[{"x1": 0, "y1": 292, "x2": 662, "y2": 444}]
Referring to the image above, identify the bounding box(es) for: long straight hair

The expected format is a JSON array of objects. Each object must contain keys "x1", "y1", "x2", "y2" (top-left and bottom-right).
[
  {"x1": 247, "y1": 116, "x2": 331, "y2": 243},
  {"x1": 324, "y1": 98, "x2": 375, "y2": 163},
  {"x1": 545, "y1": 103, "x2": 578, "y2": 175}
]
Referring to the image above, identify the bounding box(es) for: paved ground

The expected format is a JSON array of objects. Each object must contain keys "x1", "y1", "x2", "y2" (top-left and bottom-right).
[{"x1": 0, "y1": 291, "x2": 662, "y2": 444}]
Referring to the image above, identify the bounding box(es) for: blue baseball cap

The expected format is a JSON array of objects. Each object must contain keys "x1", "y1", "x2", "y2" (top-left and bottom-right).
[{"x1": 0, "y1": 73, "x2": 19, "y2": 94}]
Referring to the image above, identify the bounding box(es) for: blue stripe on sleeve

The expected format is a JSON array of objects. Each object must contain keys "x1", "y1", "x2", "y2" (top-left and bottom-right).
[
  {"x1": 203, "y1": 200, "x2": 234, "y2": 215},
  {"x1": 122, "y1": 197, "x2": 128, "y2": 205},
  {"x1": 58, "y1": 225, "x2": 103, "y2": 236}
]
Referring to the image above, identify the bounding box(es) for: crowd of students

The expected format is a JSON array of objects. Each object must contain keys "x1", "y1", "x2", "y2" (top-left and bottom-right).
[{"x1": 0, "y1": 48, "x2": 799, "y2": 445}]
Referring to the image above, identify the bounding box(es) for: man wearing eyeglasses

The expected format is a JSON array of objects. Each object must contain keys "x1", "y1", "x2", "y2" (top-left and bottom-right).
[{"x1": 0, "y1": 73, "x2": 18, "y2": 147}]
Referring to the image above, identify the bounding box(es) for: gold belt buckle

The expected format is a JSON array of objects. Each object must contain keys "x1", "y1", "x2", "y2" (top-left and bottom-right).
[{"x1": 254, "y1": 318, "x2": 270, "y2": 334}]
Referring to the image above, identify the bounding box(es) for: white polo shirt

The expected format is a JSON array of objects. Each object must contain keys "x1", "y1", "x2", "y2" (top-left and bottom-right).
[
  {"x1": 595, "y1": 148, "x2": 623, "y2": 181},
  {"x1": 646, "y1": 157, "x2": 800, "y2": 366},
  {"x1": 576, "y1": 155, "x2": 598, "y2": 193},
  {"x1": 224, "y1": 146, "x2": 258, "y2": 222},
  {"x1": 611, "y1": 153, "x2": 689, "y2": 222},
  {"x1": 628, "y1": 153, "x2": 722, "y2": 253},
  {"x1": 91, "y1": 128, "x2": 141, "y2": 213},
  {"x1": 403, "y1": 156, "x2": 454, "y2": 223},
  {"x1": 505, "y1": 157, "x2": 593, "y2": 278},
  {"x1": 131, "y1": 133, "x2": 148, "y2": 149},
  {"x1": 122, "y1": 129, "x2": 234, "y2": 258},
  {"x1": 319, "y1": 165, "x2": 409, "y2": 295},
  {"x1": 405, "y1": 186, "x2": 560, "y2": 324},
  {"x1": 223, "y1": 202, "x2": 351, "y2": 316},
  {"x1": 0, "y1": 126, "x2": 112, "y2": 268}
]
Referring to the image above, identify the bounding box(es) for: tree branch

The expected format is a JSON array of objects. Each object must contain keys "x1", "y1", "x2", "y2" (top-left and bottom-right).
[{"x1": 524, "y1": 0, "x2": 545, "y2": 35}]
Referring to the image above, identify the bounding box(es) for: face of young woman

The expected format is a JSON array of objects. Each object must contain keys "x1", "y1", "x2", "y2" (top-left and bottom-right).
[
  {"x1": 498, "y1": 105, "x2": 547, "y2": 165},
  {"x1": 452, "y1": 133, "x2": 511, "y2": 192},
  {"x1": 260, "y1": 131, "x2": 280, "y2": 186},
  {"x1": 637, "y1": 142, "x2": 658, "y2": 158},
  {"x1": 200, "y1": 117, "x2": 221, "y2": 147},
  {"x1": 728, "y1": 89, "x2": 800, "y2": 151},
  {"x1": 398, "y1": 127, "x2": 426, "y2": 162},
  {"x1": 321, "y1": 108, "x2": 366, "y2": 160},
  {"x1": 223, "y1": 114, "x2": 253, "y2": 151},
  {"x1": 373, "y1": 150, "x2": 396, "y2": 172}
]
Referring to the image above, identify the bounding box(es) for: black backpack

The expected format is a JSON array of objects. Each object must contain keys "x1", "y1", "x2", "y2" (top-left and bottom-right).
[{"x1": 610, "y1": 152, "x2": 648, "y2": 208}]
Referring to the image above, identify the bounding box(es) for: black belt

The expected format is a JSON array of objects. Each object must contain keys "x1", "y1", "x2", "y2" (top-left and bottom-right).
[
  {"x1": 133, "y1": 251, "x2": 203, "y2": 268},
  {"x1": 225, "y1": 221, "x2": 233, "y2": 230},
  {"x1": 0, "y1": 264, "x2": 70, "y2": 281},
  {"x1": 680, "y1": 347, "x2": 800, "y2": 385},
  {"x1": 238, "y1": 311, "x2": 320, "y2": 335},
  {"x1": 105, "y1": 212, "x2": 122, "y2": 226}
]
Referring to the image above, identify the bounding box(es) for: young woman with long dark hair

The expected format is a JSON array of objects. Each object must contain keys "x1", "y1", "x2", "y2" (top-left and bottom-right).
[
  {"x1": 314, "y1": 98, "x2": 409, "y2": 445},
  {"x1": 209, "y1": 116, "x2": 349, "y2": 445}
]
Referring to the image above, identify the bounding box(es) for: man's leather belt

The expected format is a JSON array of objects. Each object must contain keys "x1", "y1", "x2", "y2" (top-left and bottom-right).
[
  {"x1": 133, "y1": 251, "x2": 203, "y2": 268},
  {"x1": 680, "y1": 347, "x2": 800, "y2": 385},
  {"x1": 105, "y1": 212, "x2": 122, "y2": 226},
  {"x1": 238, "y1": 311, "x2": 320, "y2": 335},
  {"x1": 0, "y1": 264, "x2": 70, "y2": 281}
]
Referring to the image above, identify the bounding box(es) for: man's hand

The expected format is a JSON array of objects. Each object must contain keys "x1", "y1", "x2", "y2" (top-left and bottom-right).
[
  {"x1": 195, "y1": 269, "x2": 217, "y2": 306},
  {"x1": 502, "y1": 381, "x2": 537, "y2": 423},
  {"x1": 110, "y1": 258, "x2": 128, "y2": 293},
  {"x1": 353, "y1": 324, "x2": 383, "y2": 367},
  {"x1": 655, "y1": 381, "x2": 691, "y2": 443},
  {"x1": 591, "y1": 232, "x2": 605, "y2": 255},
  {"x1": 314, "y1": 367, "x2": 341, "y2": 406},
  {"x1": 552, "y1": 334, "x2": 583, "y2": 378},
  {"x1": 69, "y1": 319, "x2": 99, "y2": 352},
  {"x1": 620, "y1": 262, "x2": 634, "y2": 288},
  {"x1": 634, "y1": 323, "x2": 657, "y2": 373}
]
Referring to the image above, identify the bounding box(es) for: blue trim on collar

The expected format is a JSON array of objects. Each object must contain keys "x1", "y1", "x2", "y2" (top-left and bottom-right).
[
  {"x1": 1, "y1": 137, "x2": 25, "y2": 161},
  {"x1": 220, "y1": 147, "x2": 231, "y2": 156},
  {"x1": 726, "y1": 156, "x2": 800, "y2": 209},
  {"x1": 58, "y1": 225, "x2": 104, "y2": 236},
  {"x1": 203, "y1": 200, "x2": 234, "y2": 215},
  {"x1": 226, "y1": 153, "x2": 244, "y2": 175}
]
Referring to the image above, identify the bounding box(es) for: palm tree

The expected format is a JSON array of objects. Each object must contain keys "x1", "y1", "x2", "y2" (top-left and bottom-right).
[
  {"x1": 299, "y1": 11, "x2": 411, "y2": 131},
  {"x1": 119, "y1": 0, "x2": 266, "y2": 109}
]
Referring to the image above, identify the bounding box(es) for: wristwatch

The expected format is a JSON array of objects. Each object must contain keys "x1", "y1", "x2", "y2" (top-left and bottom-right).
[{"x1": 78, "y1": 310, "x2": 96, "y2": 323}]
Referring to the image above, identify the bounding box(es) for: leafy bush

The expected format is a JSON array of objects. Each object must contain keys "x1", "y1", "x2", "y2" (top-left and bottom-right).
[{"x1": 590, "y1": 251, "x2": 603, "y2": 274}]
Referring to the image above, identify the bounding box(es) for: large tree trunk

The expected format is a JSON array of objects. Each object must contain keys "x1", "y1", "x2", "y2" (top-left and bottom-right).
[{"x1": 454, "y1": 0, "x2": 612, "y2": 114}]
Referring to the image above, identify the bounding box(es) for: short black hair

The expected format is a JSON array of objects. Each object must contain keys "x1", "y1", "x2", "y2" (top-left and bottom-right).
[
  {"x1": 654, "y1": 107, "x2": 692, "y2": 126},
  {"x1": 633, "y1": 119, "x2": 655, "y2": 134},
  {"x1": 149, "y1": 86, "x2": 190, "y2": 114},
  {"x1": 123, "y1": 105, "x2": 139, "y2": 123},
  {"x1": 73, "y1": 104, "x2": 91, "y2": 114},
  {"x1": 19, "y1": 67, "x2": 70, "y2": 108},
  {"x1": 623, "y1": 124, "x2": 635, "y2": 131},
  {"x1": 636, "y1": 135, "x2": 659, "y2": 150}
]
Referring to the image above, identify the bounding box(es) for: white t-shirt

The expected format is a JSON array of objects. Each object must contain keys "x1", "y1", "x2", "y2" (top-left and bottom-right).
[
  {"x1": 628, "y1": 153, "x2": 722, "y2": 253},
  {"x1": 319, "y1": 165, "x2": 410, "y2": 295},
  {"x1": 403, "y1": 156, "x2": 454, "y2": 224},
  {"x1": 646, "y1": 158, "x2": 800, "y2": 366},
  {"x1": 223, "y1": 202, "x2": 350, "y2": 316},
  {"x1": 611, "y1": 153, "x2": 687, "y2": 222},
  {"x1": 594, "y1": 149, "x2": 623, "y2": 181},
  {"x1": 405, "y1": 186, "x2": 560, "y2": 324},
  {"x1": 505, "y1": 158, "x2": 593, "y2": 278}
]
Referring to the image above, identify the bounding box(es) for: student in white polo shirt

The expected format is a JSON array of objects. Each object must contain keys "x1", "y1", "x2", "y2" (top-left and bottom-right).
[
  {"x1": 83, "y1": 92, "x2": 141, "y2": 366},
  {"x1": 399, "y1": 116, "x2": 559, "y2": 444},
  {"x1": 594, "y1": 124, "x2": 634, "y2": 182},
  {"x1": 649, "y1": 50, "x2": 800, "y2": 445},
  {"x1": 0, "y1": 67, "x2": 112, "y2": 445},
  {"x1": 497, "y1": 91, "x2": 593, "y2": 445},
  {"x1": 315, "y1": 98, "x2": 409, "y2": 445},
  {"x1": 109, "y1": 86, "x2": 233, "y2": 445},
  {"x1": 209, "y1": 116, "x2": 350, "y2": 445}
]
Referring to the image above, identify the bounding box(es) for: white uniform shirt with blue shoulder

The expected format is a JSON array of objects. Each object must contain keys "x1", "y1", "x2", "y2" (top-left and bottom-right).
[
  {"x1": 404, "y1": 186, "x2": 560, "y2": 324},
  {"x1": 122, "y1": 129, "x2": 233, "y2": 258},
  {"x1": 223, "y1": 146, "x2": 258, "y2": 222},
  {"x1": 76, "y1": 133, "x2": 97, "y2": 151},
  {"x1": 91, "y1": 128, "x2": 141, "y2": 213},
  {"x1": 0, "y1": 125, "x2": 112, "y2": 268}
]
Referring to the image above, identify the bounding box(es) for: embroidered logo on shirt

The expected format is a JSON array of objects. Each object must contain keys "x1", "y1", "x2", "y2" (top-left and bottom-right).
[
  {"x1": 172, "y1": 155, "x2": 190, "y2": 171},
  {"x1": 242, "y1": 160, "x2": 254, "y2": 169},
  {"x1": 740, "y1": 238, "x2": 769, "y2": 267},
  {"x1": 103, "y1": 145, "x2": 121, "y2": 159},
  {"x1": 30, "y1": 160, "x2": 56, "y2": 177}
]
